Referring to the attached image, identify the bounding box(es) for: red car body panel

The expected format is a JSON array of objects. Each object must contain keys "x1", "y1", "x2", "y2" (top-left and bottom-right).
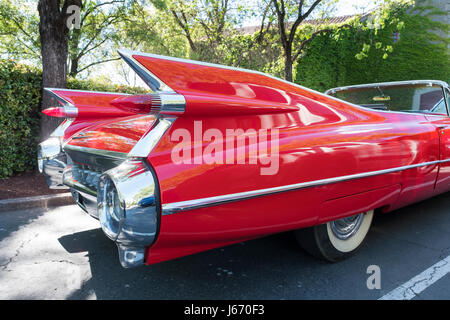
[
  {"x1": 65, "y1": 115, "x2": 156, "y2": 154},
  {"x1": 44, "y1": 53, "x2": 450, "y2": 266},
  {"x1": 426, "y1": 115, "x2": 450, "y2": 195},
  {"x1": 145, "y1": 111, "x2": 441, "y2": 264}
]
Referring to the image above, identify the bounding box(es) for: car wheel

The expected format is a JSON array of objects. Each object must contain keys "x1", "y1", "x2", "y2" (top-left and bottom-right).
[{"x1": 294, "y1": 210, "x2": 374, "y2": 262}]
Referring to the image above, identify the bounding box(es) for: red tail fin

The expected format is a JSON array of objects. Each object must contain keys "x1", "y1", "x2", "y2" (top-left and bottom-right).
[
  {"x1": 43, "y1": 88, "x2": 137, "y2": 119},
  {"x1": 118, "y1": 49, "x2": 301, "y2": 116}
]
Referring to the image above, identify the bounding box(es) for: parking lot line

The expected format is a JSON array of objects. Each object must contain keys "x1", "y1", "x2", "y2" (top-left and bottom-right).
[{"x1": 379, "y1": 254, "x2": 450, "y2": 300}]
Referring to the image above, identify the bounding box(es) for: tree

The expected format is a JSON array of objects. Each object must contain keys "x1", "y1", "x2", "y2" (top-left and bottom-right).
[
  {"x1": 269, "y1": 0, "x2": 353, "y2": 81},
  {"x1": 0, "y1": 0, "x2": 40, "y2": 62},
  {"x1": 38, "y1": 0, "x2": 82, "y2": 139},
  {"x1": 1, "y1": 1, "x2": 130, "y2": 78},
  {"x1": 269, "y1": 0, "x2": 415, "y2": 82},
  {"x1": 109, "y1": 0, "x2": 190, "y2": 85},
  {"x1": 68, "y1": 0, "x2": 129, "y2": 77},
  {"x1": 166, "y1": 0, "x2": 251, "y2": 63},
  {"x1": 115, "y1": 0, "x2": 188, "y2": 57},
  {"x1": 295, "y1": 0, "x2": 449, "y2": 90},
  {"x1": 38, "y1": 0, "x2": 134, "y2": 138}
]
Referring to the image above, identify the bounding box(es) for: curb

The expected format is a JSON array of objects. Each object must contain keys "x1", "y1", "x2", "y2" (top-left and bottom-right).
[{"x1": 0, "y1": 193, "x2": 75, "y2": 212}]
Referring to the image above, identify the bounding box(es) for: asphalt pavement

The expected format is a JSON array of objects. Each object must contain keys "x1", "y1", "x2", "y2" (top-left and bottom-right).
[{"x1": 0, "y1": 192, "x2": 449, "y2": 300}]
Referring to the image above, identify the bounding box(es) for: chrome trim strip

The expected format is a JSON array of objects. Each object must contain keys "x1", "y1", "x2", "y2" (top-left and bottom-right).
[
  {"x1": 44, "y1": 88, "x2": 76, "y2": 108},
  {"x1": 145, "y1": 92, "x2": 186, "y2": 114},
  {"x1": 68, "y1": 180, "x2": 97, "y2": 197},
  {"x1": 162, "y1": 160, "x2": 448, "y2": 215},
  {"x1": 63, "y1": 174, "x2": 97, "y2": 197},
  {"x1": 50, "y1": 119, "x2": 74, "y2": 137},
  {"x1": 44, "y1": 88, "x2": 78, "y2": 117},
  {"x1": 45, "y1": 87, "x2": 132, "y2": 96},
  {"x1": 159, "y1": 93, "x2": 186, "y2": 114},
  {"x1": 324, "y1": 81, "x2": 450, "y2": 117},
  {"x1": 117, "y1": 49, "x2": 175, "y2": 93},
  {"x1": 63, "y1": 144, "x2": 127, "y2": 159},
  {"x1": 127, "y1": 117, "x2": 175, "y2": 158},
  {"x1": 62, "y1": 106, "x2": 78, "y2": 117},
  {"x1": 325, "y1": 80, "x2": 449, "y2": 95}
]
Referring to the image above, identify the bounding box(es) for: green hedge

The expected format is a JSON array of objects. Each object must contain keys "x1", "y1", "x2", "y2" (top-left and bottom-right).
[
  {"x1": 0, "y1": 60, "x2": 41, "y2": 178},
  {"x1": 67, "y1": 77, "x2": 148, "y2": 94},
  {"x1": 0, "y1": 60, "x2": 146, "y2": 179},
  {"x1": 295, "y1": 6, "x2": 450, "y2": 92}
]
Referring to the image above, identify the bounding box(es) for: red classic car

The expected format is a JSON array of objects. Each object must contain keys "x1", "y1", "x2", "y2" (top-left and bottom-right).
[{"x1": 38, "y1": 49, "x2": 450, "y2": 267}]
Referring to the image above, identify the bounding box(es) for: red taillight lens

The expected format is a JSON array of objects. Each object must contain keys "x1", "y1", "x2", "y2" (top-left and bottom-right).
[
  {"x1": 110, "y1": 95, "x2": 154, "y2": 113},
  {"x1": 42, "y1": 107, "x2": 66, "y2": 117},
  {"x1": 42, "y1": 106, "x2": 77, "y2": 118}
]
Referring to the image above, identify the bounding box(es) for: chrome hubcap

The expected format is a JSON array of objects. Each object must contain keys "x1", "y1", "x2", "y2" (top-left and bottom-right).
[{"x1": 330, "y1": 213, "x2": 364, "y2": 240}]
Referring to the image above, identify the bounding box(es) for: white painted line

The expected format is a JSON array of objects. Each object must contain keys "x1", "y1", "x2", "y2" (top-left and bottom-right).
[{"x1": 379, "y1": 255, "x2": 450, "y2": 300}]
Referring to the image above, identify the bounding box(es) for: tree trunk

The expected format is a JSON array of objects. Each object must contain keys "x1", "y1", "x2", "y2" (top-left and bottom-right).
[
  {"x1": 69, "y1": 27, "x2": 81, "y2": 77},
  {"x1": 69, "y1": 57, "x2": 79, "y2": 77},
  {"x1": 38, "y1": 0, "x2": 81, "y2": 140},
  {"x1": 284, "y1": 52, "x2": 293, "y2": 82}
]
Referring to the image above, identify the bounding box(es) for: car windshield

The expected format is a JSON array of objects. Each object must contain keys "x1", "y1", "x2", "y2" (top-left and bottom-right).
[{"x1": 328, "y1": 83, "x2": 447, "y2": 115}]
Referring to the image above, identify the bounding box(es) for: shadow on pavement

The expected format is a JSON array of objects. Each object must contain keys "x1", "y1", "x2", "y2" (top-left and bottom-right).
[
  {"x1": 59, "y1": 228, "x2": 322, "y2": 300},
  {"x1": 57, "y1": 192, "x2": 450, "y2": 300},
  {"x1": 0, "y1": 207, "x2": 47, "y2": 242}
]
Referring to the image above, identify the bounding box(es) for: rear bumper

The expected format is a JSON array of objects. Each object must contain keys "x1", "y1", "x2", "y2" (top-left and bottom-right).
[
  {"x1": 37, "y1": 137, "x2": 68, "y2": 190},
  {"x1": 38, "y1": 137, "x2": 160, "y2": 268},
  {"x1": 38, "y1": 116, "x2": 172, "y2": 268},
  {"x1": 62, "y1": 162, "x2": 101, "y2": 219},
  {"x1": 38, "y1": 137, "x2": 99, "y2": 219},
  {"x1": 97, "y1": 159, "x2": 159, "y2": 268}
]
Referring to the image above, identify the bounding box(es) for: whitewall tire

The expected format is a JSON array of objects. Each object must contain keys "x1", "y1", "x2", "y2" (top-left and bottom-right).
[{"x1": 294, "y1": 210, "x2": 374, "y2": 262}]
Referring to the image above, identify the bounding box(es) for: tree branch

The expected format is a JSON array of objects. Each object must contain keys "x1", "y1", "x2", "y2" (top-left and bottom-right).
[
  {"x1": 76, "y1": 57, "x2": 121, "y2": 74},
  {"x1": 171, "y1": 10, "x2": 197, "y2": 52},
  {"x1": 302, "y1": 0, "x2": 322, "y2": 20},
  {"x1": 272, "y1": 0, "x2": 288, "y2": 50},
  {"x1": 293, "y1": 23, "x2": 352, "y2": 61}
]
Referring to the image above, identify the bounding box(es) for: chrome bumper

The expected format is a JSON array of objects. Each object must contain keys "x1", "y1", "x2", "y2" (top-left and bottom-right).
[
  {"x1": 55, "y1": 154, "x2": 159, "y2": 268},
  {"x1": 62, "y1": 164, "x2": 100, "y2": 219},
  {"x1": 37, "y1": 137, "x2": 68, "y2": 189},
  {"x1": 97, "y1": 159, "x2": 159, "y2": 268},
  {"x1": 38, "y1": 119, "x2": 164, "y2": 268},
  {"x1": 43, "y1": 148, "x2": 159, "y2": 268}
]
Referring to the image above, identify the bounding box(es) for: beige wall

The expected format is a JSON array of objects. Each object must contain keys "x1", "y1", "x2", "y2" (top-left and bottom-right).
[
  {"x1": 416, "y1": 0, "x2": 449, "y2": 45},
  {"x1": 418, "y1": 0, "x2": 449, "y2": 24}
]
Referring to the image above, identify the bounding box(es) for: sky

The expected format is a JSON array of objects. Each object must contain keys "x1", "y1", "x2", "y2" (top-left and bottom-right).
[
  {"x1": 240, "y1": 0, "x2": 379, "y2": 27},
  {"x1": 335, "y1": 0, "x2": 379, "y2": 16}
]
